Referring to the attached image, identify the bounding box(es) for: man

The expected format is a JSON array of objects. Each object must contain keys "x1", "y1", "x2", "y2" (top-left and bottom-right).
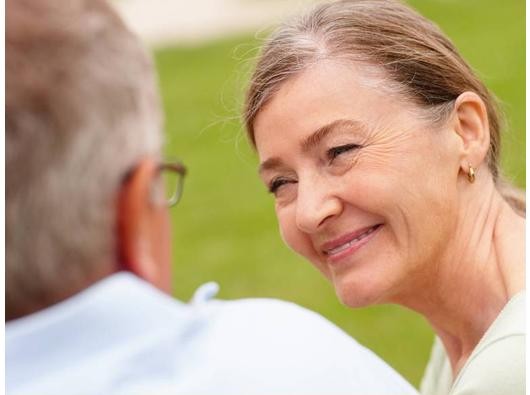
[{"x1": 5, "y1": 0, "x2": 417, "y2": 394}]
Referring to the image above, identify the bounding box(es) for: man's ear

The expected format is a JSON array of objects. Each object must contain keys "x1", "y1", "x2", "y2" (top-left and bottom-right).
[
  {"x1": 116, "y1": 158, "x2": 172, "y2": 292},
  {"x1": 451, "y1": 92, "x2": 490, "y2": 175}
]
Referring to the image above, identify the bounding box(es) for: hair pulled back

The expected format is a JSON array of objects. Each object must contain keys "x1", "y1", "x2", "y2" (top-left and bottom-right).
[{"x1": 244, "y1": 0, "x2": 524, "y2": 214}]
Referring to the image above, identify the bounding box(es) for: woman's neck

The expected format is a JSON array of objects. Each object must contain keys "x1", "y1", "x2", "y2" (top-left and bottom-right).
[{"x1": 395, "y1": 180, "x2": 525, "y2": 378}]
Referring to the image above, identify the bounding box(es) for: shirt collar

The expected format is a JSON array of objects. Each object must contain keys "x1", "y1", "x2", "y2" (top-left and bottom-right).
[{"x1": 6, "y1": 272, "x2": 193, "y2": 379}]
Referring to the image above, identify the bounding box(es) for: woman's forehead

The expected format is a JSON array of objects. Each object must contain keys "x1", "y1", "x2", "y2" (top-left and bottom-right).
[{"x1": 253, "y1": 60, "x2": 415, "y2": 152}]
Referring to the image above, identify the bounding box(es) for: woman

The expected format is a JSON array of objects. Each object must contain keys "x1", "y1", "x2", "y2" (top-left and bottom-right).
[{"x1": 243, "y1": 1, "x2": 525, "y2": 394}]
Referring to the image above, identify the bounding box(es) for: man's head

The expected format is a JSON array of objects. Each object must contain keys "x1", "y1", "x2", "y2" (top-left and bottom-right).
[{"x1": 6, "y1": 0, "x2": 171, "y2": 320}]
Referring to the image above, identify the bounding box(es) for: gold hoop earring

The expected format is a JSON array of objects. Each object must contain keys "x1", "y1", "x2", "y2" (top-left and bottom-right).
[{"x1": 467, "y1": 164, "x2": 476, "y2": 183}]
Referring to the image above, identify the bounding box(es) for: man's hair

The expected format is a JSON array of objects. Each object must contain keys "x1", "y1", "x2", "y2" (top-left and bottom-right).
[{"x1": 6, "y1": 0, "x2": 163, "y2": 319}]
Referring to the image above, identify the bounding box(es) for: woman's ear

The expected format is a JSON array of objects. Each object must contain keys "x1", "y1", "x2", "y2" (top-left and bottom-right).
[
  {"x1": 452, "y1": 91, "x2": 490, "y2": 175},
  {"x1": 116, "y1": 158, "x2": 172, "y2": 293}
]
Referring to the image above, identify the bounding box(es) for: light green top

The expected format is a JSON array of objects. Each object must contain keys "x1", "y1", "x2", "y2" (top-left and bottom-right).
[{"x1": 420, "y1": 291, "x2": 525, "y2": 395}]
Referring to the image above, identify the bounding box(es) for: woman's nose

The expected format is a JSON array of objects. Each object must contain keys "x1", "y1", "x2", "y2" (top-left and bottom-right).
[{"x1": 295, "y1": 178, "x2": 342, "y2": 234}]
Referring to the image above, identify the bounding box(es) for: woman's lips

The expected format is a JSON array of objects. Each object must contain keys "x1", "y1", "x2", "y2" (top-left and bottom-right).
[{"x1": 322, "y1": 224, "x2": 382, "y2": 264}]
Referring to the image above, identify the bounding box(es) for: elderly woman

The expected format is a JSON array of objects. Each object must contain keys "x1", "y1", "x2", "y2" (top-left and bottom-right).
[{"x1": 243, "y1": 0, "x2": 525, "y2": 394}]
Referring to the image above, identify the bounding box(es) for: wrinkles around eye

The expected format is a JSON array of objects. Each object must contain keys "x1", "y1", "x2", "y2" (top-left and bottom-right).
[
  {"x1": 327, "y1": 145, "x2": 362, "y2": 172},
  {"x1": 327, "y1": 143, "x2": 362, "y2": 162}
]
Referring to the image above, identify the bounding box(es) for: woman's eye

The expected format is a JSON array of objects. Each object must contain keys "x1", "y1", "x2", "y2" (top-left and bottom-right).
[
  {"x1": 268, "y1": 177, "x2": 296, "y2": 194},
  {"x1": 327, "y1": 143, "x2": 361, "y2": 161}
]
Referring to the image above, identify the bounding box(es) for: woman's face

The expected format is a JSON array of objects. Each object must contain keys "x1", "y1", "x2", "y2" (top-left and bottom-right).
[{"x1": 254, "y1": 60, "x2": 462, "y2": 307}]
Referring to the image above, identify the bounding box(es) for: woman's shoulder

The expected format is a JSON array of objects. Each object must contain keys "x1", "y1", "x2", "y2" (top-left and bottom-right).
[
  {"x1": 421, "y1": 291, "x2": 525, "y2": 395},
  {"x1": 479, "y1": 291, "x2": 525, "y2": 341},
  {"x1": 452, "y1": 333, "x2": 525, "y2": 395},
  {"x1": 451, "y1": 291, "x2": 525, "y2": 394}
]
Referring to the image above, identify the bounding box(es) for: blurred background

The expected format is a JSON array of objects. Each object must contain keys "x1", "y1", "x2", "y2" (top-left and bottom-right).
[{"x1": 115, "y1": 0, "x2": 525, "y2": 387}]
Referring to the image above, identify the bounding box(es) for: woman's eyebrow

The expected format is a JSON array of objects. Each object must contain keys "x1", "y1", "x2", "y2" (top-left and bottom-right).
[
  {"x1": 259, "y1": 119, "x2": 370, "y2": 175},
  {"x1": 258, "y1": 156, "x2": 284, "y2": 175},
  {"x1": 301, "y1": 119, "x2": 369, "y2": 153}
]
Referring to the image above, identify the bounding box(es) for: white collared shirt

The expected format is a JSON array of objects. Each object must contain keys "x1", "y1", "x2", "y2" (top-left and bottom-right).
[{"x1": 6, "y1": 273, "x2": 417, "y2": 395}]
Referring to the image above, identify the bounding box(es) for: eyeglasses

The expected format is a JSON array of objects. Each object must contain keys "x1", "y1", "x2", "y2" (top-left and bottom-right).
[{"x1": 157, "y1": 161, "x2": 187, "y2": 207}]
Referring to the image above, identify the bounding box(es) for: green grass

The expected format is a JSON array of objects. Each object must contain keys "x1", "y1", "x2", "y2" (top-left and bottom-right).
[{"x1": 155, "y1": 0, "x2": 524, "y2": 387}]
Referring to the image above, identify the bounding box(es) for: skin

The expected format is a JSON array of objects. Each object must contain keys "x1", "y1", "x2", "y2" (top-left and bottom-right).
[
  {"x1": 254, "y1": 60, "x2": 525, "y2": 377},
  {"x1": 117, "y1": 158, "x2": 172, "y2": 293}
]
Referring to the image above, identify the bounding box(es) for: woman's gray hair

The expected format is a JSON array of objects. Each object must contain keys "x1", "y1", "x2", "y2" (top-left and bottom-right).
[
  {"x1": 244, "y1": 0, "x2": 524, "y2": 215},
  {"x1": 6, "y1": 0, "x2": 163, "y2": 318}
]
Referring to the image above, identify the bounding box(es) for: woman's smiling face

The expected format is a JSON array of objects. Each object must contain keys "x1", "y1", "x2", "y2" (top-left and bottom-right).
[{"x1": 254, "y1": 60, "x2": 462, "y2": 307}]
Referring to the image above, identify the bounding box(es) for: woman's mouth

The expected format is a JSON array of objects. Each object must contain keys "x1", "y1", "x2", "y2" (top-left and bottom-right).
[{"x1": 322, "y1": 224, "x2": 383, "y2": 264}]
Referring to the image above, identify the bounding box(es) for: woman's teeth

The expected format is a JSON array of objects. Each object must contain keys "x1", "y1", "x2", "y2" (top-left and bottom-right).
[{"x1": 326, "y1": 226, "x2": 378, "y2": 255}]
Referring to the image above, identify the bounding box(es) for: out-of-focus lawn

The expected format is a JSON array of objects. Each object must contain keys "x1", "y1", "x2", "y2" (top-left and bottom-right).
[{"x1": 155, "y1": 0, "x2": 524, "y2": 387}]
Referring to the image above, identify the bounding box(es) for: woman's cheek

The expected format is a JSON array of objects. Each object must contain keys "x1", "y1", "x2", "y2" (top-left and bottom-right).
[
  {"x1": 277, "y1": 211, "x2": 302, "y2": 255},
  {"x1": 277, "y1": 213, "x2": 331, "y2": 279}
]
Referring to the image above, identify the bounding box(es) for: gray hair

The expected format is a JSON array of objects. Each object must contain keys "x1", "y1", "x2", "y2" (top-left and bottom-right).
[{"x1": 6, "y1": 0, "x2": 163, "y2": 318}]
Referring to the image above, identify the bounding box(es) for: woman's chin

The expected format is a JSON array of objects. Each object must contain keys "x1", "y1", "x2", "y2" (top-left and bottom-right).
[{"x1": 333, "y1": 278, "x2": 386, "y2": 308}]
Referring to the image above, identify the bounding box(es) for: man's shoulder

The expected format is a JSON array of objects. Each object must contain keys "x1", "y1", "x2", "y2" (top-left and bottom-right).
[
  {"x1": 208, "y1": 297, "x2": 350, "y2": 336},
  {"x1": 203, "y1": 296, "x2": 364, "y2": 349},
  {"x1": 193, "y1": 297, "x2": 417, "y2": 394},
  {"x1": 6, "y1": 278, "x2": 417, "y2": 395}
]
